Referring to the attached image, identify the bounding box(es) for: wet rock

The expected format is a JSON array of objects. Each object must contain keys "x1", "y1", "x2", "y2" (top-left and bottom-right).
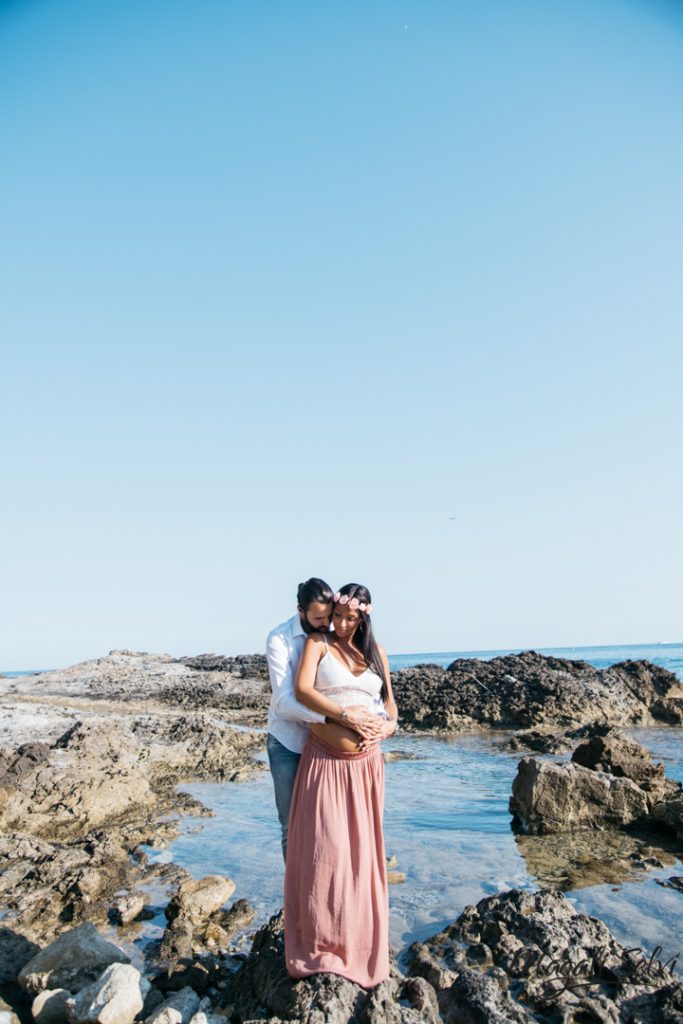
[
  {"x1": 18, "y1": 923, "x2": 129, "y2": 996},
  {"x1": 651, "y1": 795, "x2": 683, "y2": 843},
  {"x1": 391, "y1": 651, "x2": 683, "y2": 733},
  {"x1": 32, "y1": 989, "x2": 71, "y2": 1024},
  {"x1": 65, "y1": 964, "x2": 150, "y2": 1024},
  {"x1": 656, "y1": 875, "x2": 683, "y2": 893},
  {"x1": 144, "y1": 987, "x2": 200, "y2": 1024},
  {"x1": 165, "y1": 877, "x2": 235, "y2": 927},
  {"x1": 509, "y1": 757, "x2": 649, "y2": 834},
  {"x1": 387, "y1": 871, "x2": 407, "y2": 885},
  {"x1": 408, "y1": 888, "x2": 683, "y2": 1023}
]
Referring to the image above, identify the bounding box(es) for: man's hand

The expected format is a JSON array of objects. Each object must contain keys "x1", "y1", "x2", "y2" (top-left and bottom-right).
[
  {"x1": 341, "y1": 706, "x2": 384, "y2": 740},
  {"x1": 358, "y1": 717, "x2": 397, "y2": 750}
]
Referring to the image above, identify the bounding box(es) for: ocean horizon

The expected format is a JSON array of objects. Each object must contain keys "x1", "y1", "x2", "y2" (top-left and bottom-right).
[{"x1": 4, "y1": 638, "x2": 682, "y2": 679}]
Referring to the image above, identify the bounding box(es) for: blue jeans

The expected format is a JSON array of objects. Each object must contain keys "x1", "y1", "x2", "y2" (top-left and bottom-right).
[{"x1": 267, "y1": 733, "x2": 301, "y2": 862}]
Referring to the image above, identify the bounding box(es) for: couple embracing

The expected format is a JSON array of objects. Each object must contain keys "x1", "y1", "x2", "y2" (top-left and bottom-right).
[{"x1": 265, "y1": 577, "x2": 399, "y2": 989}]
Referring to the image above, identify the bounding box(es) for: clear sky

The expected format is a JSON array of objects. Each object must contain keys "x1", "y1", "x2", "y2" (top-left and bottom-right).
[{"x1": 2, "y1": 0, "x2": 682, "y2": 668}]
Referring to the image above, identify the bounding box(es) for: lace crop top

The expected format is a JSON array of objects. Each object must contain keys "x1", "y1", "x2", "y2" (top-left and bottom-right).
[{"x1": 315, "y1": 636, "x2": 385, "y2": 714}]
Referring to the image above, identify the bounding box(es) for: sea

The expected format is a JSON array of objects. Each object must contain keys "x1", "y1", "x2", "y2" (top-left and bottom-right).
[{"x1": 4, "y1": 641, "x2": 683, "y2": 971}]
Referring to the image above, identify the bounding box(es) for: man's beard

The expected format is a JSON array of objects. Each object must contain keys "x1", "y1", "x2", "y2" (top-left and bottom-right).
[{"x1": 301, "y1": 616, "x2": 329, "y2": 635}]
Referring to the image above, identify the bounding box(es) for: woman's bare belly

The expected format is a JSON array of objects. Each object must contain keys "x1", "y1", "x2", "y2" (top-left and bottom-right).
[{"x1": 310, "y1": 707, "x2": 386, "y2": 752}]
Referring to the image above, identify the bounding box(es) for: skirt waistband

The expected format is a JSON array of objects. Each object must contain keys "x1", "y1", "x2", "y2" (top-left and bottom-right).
[{"x1": 305, "y1": 731, "x2": 379, "y2": 761}]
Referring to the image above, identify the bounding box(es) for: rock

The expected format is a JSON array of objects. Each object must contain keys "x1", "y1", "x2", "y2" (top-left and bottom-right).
[
  {"x1": 651, "y1": 795, "x2": 683, "y2": 843},
  {"x1": 165, "y1": 877, "x2": 235, "y2": 927},
  {"x1": 391, "y1": 650, "x2": 683, "y2": 733},
  {"x1": 387, "y1": 871, "x2": 407, "y2": 884},
  {"x1": 144, "y1": 987, "x2": 200, "y2": 1024},
  {"x1": 228, "y1": 909, "x2": 439, "y2": 1023},
  {"x1": 32, "y1": 989, "x2": 71, "y2": 1024},
  {"x1": 111, "y1": 895, "x2": 144, "y2": 926},
  {"x1": 0, "y1": 723, "x2": 154, "y2": 839},
  {"x1": 408, "y1": 888, "x2": 683, "y2": 1023},
  {"x1": 18, "y1": 923, "x2": 130, "y2": 996},
  {"x1": 0, "y1": 1010, "x2": 21, "y2": 1024},
  {"x1": 66, "y1": 964, "x2": 150, "y2": 1024},
  {"x1": 571, "y1": 731, "x2": 681, "y2": 805},
  {"x1": 509, "y1": 757, "x2": 650, "y2": 834},
  {"x1": 0, "y1": 926, "x2": 41, "y2": 984},
  {"x1": 656, "y1": 875, "x2": 683, "y2": 893},
  {"x1": 210, "y1": 899, "x2": 254, "y2": 943}
]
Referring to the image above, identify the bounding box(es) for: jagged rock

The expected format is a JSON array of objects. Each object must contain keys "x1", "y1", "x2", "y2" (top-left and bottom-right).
[
  {"x1": 144, "y1": 987, "x2": 200, "y2": 1024},
  {"x1": 228, "y1": 910, "x2": 440, "y2": 1023},
  {"x1": 166, "y1": 877, "x2": 235, "y2": 927},
  {"x1": 656, "y1": 876, "x2": 683, "y2": 893},
  {"x1": 509, "y1": 757, "x2": 649, "y2": 834},
  {"x1": 32, "y1": 989, "x2": 71, "y2": 1024},
  {"x1": 210, "y1": 899, "x2": 255, "y2": 943},
  {"x1": 651, "y1": 795, "x2": 683, "y2": 843},
  {"x1": 408, "y1": 888, "x2": 683, "y2": 1023},
  {"x1": 571, "y1": 731, "x2": 681, "y2": 805},
  {"x1": 18, "y1": 923, "x2": 129, "y2": 996},
  {"x1": 66, "y1": 964, "x2": 150, "y2": 1024},
  {"x1": 0, "y1": 723, "x2": 154, "y2": 839},
  {"x1": 391, "y1": 651, "x2": 683, "y2": 733}
]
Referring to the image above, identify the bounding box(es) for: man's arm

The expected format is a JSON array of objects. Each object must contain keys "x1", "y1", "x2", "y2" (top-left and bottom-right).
[{"x1": 266, "y1": 631, "x2": 325, "y2": 724}]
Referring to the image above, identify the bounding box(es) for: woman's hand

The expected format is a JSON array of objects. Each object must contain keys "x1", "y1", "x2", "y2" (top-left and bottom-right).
[
  {"x1": 342, "y1": 706, "x2": 384, "y2": 740},
  {"x1": 358, "y1": 717, "x2": 397, "y2": 749}
]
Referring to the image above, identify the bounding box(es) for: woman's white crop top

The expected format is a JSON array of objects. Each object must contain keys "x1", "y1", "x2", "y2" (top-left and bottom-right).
[{"x1": 315, "y1": 637, "x2": 385, "y2": 713}]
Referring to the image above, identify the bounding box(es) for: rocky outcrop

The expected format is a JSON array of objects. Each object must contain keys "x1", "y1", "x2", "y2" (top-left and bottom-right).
[
  {"x1": 509, "y1": 758, "x2": 650, "y2": 834},
  {"x1": 510, "y1": 732, "x2": 683, "y2": 842},
  {"x1": 227, "y1": 910, "x2": 440, "y2": 1023},
  {"x1": 408, "y1": 888, "x2": 683, "y2": 1023},
  {"x1": 392, "y1": 651, "x2": 683, "y2": 733}
]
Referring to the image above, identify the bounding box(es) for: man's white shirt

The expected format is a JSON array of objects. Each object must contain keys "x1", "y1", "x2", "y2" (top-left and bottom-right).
[{"x1": 266, "y1": 614, "x2": 325, "y2": 753}]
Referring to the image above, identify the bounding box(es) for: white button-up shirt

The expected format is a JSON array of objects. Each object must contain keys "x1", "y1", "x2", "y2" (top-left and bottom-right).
[{"x1": 266, "y1": 614, "x2": 325, "y2": 753}]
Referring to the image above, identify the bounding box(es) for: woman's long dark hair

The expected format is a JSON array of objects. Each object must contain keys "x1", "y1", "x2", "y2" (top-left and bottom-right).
[{"x1": 336, "y1": 583, "x2": 389, "y2": 702}]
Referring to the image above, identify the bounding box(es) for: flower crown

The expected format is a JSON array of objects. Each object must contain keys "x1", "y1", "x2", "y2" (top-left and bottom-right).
[{"x1": 333, "y1": 592, "x2": 372, "y2": 614}]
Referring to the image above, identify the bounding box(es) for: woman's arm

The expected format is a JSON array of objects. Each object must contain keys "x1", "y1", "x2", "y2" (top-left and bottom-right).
[{"x1": 295, "y1": 637, "x2": 382, "y2": 739}]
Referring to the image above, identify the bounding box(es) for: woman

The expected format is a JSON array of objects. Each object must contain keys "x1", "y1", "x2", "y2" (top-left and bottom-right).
[{"x1": 284, "y1": 583, "x2": 398, "y2": 989}]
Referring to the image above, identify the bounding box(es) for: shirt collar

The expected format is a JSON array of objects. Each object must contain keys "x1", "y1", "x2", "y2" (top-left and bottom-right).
[{"x1": 292, "y1": 613, "x2": 306, "y2": 639}]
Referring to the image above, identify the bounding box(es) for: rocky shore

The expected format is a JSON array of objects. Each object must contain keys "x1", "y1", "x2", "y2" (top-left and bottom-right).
[{"x1": 1, "y1": 648, "x2": 682, "y2": 1023}]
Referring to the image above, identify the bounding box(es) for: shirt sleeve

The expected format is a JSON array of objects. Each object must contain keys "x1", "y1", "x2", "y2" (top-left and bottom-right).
[{"x1": 266, "y1": 632, "x2": 326, "y2": 725}]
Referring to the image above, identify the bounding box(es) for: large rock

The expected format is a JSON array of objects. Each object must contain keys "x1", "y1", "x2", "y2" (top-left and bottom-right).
[
  {"x1": 165, "y1": 877, "x2": 235, "y2": 926},
  {"x1": 32, "y1": 989, "x2": 71, "y2": 1024},
  {"x1": 408, "y1": 888, "x2": 683, "y2": 1023},
  {"x1": 66, "y1": 964, "x2": 150, "y2": 1024},
  {"x1": 18, "y1": 923, "x2": 129, "y2": 995},
  {"x1": 228, "y1": 910, "x2": 439, "y2": 1023},
  {"x1": 391, "y1": 650, "x2": 683, "y2": 733},
  {"x1": 571, "y1": 731, "x2": 681, "y2": 805},
  {"x1": 509, "y1": 757, "x2": 649, "y2": 834}
]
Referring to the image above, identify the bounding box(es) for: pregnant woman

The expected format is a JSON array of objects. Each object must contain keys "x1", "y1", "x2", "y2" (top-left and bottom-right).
[{"x1": 284, "y1": 583, "x2": 398, "y2": 988}]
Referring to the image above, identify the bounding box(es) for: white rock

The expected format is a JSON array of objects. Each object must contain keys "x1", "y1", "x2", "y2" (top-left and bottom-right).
[
  {"x1": 66, "y1": 964, "x2": 150, "y2": 1024},
  {"x1": 32, "y1": 989, "x2": 71, "y2": 1024},
  {"x1": 144, "y1": 988, "x2": 200, "y2": 1024}
]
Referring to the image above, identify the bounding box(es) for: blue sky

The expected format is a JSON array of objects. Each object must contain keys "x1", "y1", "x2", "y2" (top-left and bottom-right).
[{"x1": 2, "y1": 0, "x2": 682, "y2": 668}]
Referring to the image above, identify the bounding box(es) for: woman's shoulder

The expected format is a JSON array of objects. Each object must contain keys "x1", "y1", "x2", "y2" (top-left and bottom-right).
[{"x1": 305, "y1": 632, "x2": 328, "y2": 647}]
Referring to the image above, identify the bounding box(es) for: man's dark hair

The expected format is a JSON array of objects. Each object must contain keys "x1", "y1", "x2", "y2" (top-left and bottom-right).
[{"x1": 297, "y1": 577, "x2": 334, "y2": 611}]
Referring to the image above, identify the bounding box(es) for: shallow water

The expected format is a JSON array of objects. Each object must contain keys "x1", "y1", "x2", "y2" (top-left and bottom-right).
[{"x1": 145, "y1": 725, "x2": 683, "y2": 970}]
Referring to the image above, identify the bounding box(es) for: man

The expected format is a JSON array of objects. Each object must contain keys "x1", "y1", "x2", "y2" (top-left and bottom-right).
[{"x1": 265, "y1": 578, "x2": 334, "y2": 860}]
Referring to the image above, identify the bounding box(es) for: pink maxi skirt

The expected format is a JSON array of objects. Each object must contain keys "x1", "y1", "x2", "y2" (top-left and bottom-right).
[{"x1": 284, "y1": 732, "x2": 389, "y2": 989}]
